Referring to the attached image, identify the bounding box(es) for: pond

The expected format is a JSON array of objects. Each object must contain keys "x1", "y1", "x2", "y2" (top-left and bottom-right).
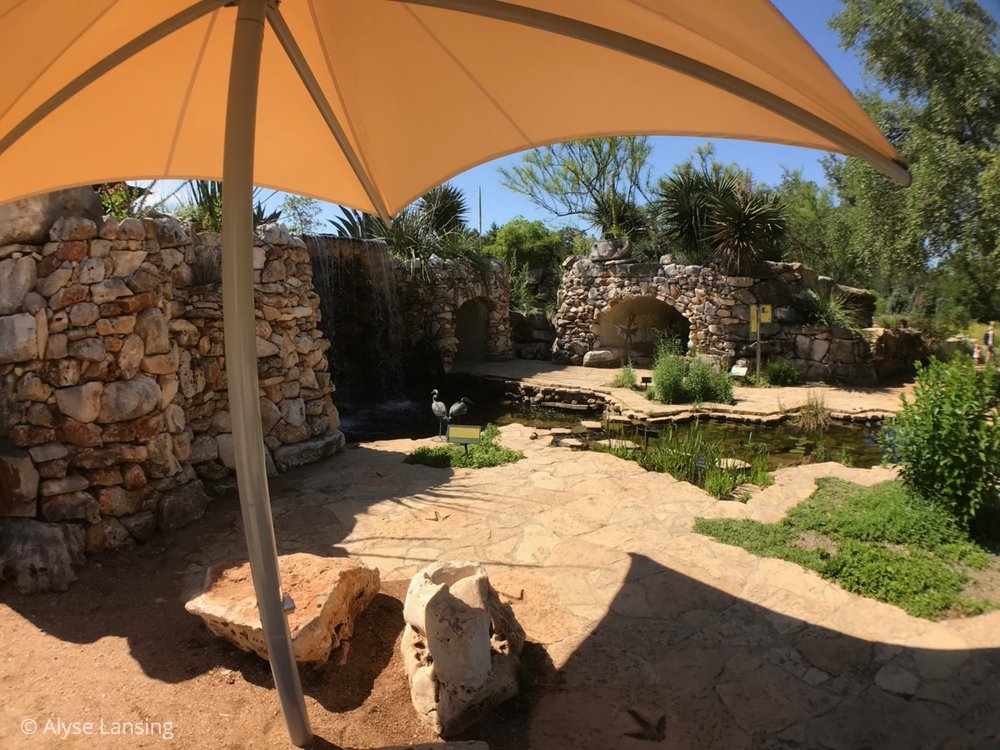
[{"x1": 337, "y1": 382, "x2": 886, "y2": 471}]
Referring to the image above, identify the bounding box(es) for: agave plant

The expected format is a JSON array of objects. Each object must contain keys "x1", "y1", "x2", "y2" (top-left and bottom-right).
[{"x1": 176, "y1": 179, "x2": 281, "y2": 232}]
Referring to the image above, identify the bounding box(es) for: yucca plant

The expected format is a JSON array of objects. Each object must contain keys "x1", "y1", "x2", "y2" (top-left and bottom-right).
[
  {"x1": 657, "y1": 170, "x2": 787, "y2": 273},
  {"x1": 706, "y1": 177, "x2": 787, "y2": 276}
]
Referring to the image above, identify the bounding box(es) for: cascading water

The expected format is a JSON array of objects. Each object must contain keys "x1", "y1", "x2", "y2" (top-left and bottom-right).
[{"x1": 304, "y1": 235, "x2": 405, "y2": 398}]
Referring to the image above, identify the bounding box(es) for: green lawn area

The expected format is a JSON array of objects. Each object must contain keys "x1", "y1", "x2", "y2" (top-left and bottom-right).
[{"x1": 695, "y1": 478, "x2": 1000, "y2": 620}]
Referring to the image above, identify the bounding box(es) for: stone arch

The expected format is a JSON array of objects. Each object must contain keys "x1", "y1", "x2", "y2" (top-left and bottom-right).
[
  {"x1": 455, "y1": 297, "x2": 489, "y2": 362},
  {"x1": 596, "y1": 296, "x2": 692, "y2": 360}
]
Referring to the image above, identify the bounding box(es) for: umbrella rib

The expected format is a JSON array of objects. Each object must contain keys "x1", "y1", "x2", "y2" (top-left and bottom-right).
[
  {"x1": 0, "y1": 0, "x2": 229, "y2": 160},
  {"x1": 397, "y1": 0, "x2": 911, "y2": 187},
  {"x1": 266, "y1": 5, "x2": 393, "y2": 224}
]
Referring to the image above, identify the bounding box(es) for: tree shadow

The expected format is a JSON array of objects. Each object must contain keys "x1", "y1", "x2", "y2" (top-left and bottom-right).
[
  {"x1": 471, "y1": 553, "x2": 1000, "y2": 750},
  {"x1": 0, "y1": 444, "x2": 452, "y2": 708}
]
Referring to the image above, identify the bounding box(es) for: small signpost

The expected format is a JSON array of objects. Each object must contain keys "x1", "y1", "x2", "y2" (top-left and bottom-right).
[
  {"x1": 447, "y1": 424, "x2": 483, "y2": 456},
  {"x1": 749, "y1": 304, "x2": 773, "y2": 378}
]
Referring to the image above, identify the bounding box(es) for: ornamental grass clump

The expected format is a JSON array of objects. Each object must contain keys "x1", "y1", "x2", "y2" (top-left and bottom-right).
[
  {"x1": 881, "y1": 357, "x2": 1000, "y2": 535},
  {"x1": 648, "y1": 342, "x2": 734, "y2": 405}
]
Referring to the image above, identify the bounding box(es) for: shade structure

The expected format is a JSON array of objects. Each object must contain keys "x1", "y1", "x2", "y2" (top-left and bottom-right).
[
  {"x1": 0, "y1": 1, "x2": 909, "y2": 746},
  {"x1": 0, "y1": 0, "x2": 909, "y2": 213}
]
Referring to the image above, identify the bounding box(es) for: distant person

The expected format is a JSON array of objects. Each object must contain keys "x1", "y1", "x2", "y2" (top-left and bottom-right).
[
  {"x1": 898, "y1": 318, "x2": 908, "y2": 330},
  {"x1": 986, "y1": 322, "x2": 996, "y2": 363},
  {"x1": 972, "y1": 342, "x2": 982, "y2": 364}
]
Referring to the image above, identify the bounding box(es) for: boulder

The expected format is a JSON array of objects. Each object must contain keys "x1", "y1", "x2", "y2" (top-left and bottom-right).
[
  {"x1": 582, "y1": 347, "x2": 624, "y2": 368},
  {"x1": 98, "y1": 375, "x2": 159, "y2": 423},
  {"x1": 157, "y1": 479, "x2": 209, "y2": 532},
  {"x1": 0, "y1": 518, "x2": 85, "y2": 593},
  {"x1": 589, "y1": 239, "x2": 632, "y2": 262},
  {"x1": 185, "y1": 553, "x2": 380, "y2": 664},
  {"x1": 401, "y1": 561, "x2": 525, "y2": 736},
  {"x1": 0, "y1": 256, "x2": 37, "y2": 314},
  {"x1": 0, "y1": 444, "x2": 40, "y2": 517},
  {"x1": 0, "y1": 188, "x2": 101, "y2": 246},
  {"x1": 0, "y1": 312, "x2": 38, "y2": 364},
  {"x1": 271, "y1": 430, "x2": 345, "y2": 473}
]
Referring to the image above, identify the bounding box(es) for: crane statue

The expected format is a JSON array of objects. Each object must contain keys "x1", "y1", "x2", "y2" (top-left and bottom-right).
[
  {"x1": 449, "y1": 397, "x2": 474, "y2": 425},
  {"x1": 431, "y1": 389, "x2": 449, "y2": 439}
]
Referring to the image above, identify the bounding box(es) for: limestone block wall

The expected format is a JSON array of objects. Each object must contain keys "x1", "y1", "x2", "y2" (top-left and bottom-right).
[
  {"x1": 554, "y1": 256, "x2": 921, "y2": 384},
  {"x1": 178, "y1": 227, "x2": 341, "y2": 480},
  {"x1": 0, "y1": 214, "x2": 207, "y2": 557},
  {"x1": 0, "y1": 210, "x2": 343, "y2": 588}
]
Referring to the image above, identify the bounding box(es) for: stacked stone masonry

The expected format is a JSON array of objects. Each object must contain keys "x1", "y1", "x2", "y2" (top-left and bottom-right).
[
  {"x1": 553, "y1": 254, "x2": 925, "y2": 384},
  {"x1": 394, "y1": 254, "x2": 514, "y2": 372},
  {"x1": 0, "y1": 209, "x2": 342, "y2": 576}
]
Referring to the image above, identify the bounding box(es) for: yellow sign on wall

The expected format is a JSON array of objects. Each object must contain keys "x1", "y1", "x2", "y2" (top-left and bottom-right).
[
  {"x1": 749, "y1": 304, "x2": 758, "y2": 334},
  {"x1": 760, "y1": 304, "x2": 772, "y2": 323}
]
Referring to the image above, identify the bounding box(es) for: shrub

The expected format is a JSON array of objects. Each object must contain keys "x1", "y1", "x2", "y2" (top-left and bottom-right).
[
  {"x1": 610, "y1": 362, "x2": 637, "y2": 389},
  {"x1": 793, "y1": 392, "x2": 831, "y2": 433},
  {"x1": 882, "y1": 357, "x2": 1000, "y2": 531},
  {"x1": 761, "y1": 359, "x2": 801, "y2": 387},
  {"x1": 405, "y1": 424, "x2": 523, "y2": 469},
  {"x1": 650, "y1": 349, "x2": 734, "y2": 406},
  {"x1": 651, "y1": 352, "x2": 687, "y2": 403}
]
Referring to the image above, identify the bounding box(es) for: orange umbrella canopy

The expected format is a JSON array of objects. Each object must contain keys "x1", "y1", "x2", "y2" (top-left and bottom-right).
[{"x1": 0, "y1": 0, "x2": 908, "y2": 216}]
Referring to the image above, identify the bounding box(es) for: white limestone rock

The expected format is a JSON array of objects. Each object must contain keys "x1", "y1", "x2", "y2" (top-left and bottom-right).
[
  {"x1": 0, "y1": 256, "x2": 37, "y2": 314},
  {"x1": 401, "y1": 561, "x2": 525, "y2": 737},
  {"x1": 185, "y1": 553, "x2": 380, "y2": 664}
]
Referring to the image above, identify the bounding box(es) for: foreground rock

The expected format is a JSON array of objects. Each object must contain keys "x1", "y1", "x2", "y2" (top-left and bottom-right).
[
  {"x1": 0, "y1": 518, "x2": 85, "y2": 593},
  {"x1": 185, "y1": 553, "x2": 380, "y2": 664},
  {"x1": 402, "y1": 561, "x2": 525, "y2": 737}
]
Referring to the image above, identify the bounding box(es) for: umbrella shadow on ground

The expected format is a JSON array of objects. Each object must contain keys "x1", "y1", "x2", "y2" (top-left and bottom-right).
[
  {"x1": 0, "y1": 444, "x2": 455, "y2": 712},
  {"x1": 471, "y1": 553, "x2": 1000, "y2": 750}
]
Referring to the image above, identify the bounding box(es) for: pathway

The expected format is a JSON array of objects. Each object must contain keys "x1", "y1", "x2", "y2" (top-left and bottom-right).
[{"x1": 269, "y1": 425, "x2": 999, "y2": 749}]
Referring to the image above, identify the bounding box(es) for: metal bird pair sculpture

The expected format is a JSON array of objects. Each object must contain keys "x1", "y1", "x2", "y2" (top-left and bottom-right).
[{"x1": 431, "y1": 389, "x2": 474, "y2": 438}]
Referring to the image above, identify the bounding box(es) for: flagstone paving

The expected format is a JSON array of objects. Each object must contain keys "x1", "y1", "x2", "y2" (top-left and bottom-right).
[{"x1": 261, "y1": 424, "x2": 1000, "y2": 749}]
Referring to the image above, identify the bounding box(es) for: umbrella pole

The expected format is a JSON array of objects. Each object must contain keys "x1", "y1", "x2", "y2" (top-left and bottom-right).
[{"x1": 221, "y1": 0, "x2": 312, "y2": 746}]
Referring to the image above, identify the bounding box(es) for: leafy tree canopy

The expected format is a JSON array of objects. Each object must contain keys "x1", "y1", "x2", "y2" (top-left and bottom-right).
[
  {"x1": 826, "y1": 0, "x2": 1000, "y2": 320},
  {"x1": 481, "y1": 217, "x2": 571, "y2": 271},
  {"x1": 498, "y1": 136, "x2": 652, "y2": 239}
]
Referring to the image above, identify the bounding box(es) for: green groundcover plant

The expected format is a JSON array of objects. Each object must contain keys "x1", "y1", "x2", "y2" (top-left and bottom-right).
[
  {"x1": 695, "y1": 478, "x2": 998, "y2": 620},
  {"x1": 405, "y1": 424, "x2": 523, "y2": 469}
]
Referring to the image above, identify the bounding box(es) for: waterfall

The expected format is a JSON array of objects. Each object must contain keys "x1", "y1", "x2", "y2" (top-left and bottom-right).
[{"x1": 303, "y1": 235, "x2": 405, "y2": 397}]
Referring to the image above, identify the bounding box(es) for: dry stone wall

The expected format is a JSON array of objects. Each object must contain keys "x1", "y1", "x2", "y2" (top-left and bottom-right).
[
  {"x1": 554, "y1": 254, "x2": 924, "y2": 384},
  {"x1": 0, "y1": 208, "x2": 342, "y2": 591},
  {"x1": 395, "y1": 254, "x2": 514, "y2": 372}
]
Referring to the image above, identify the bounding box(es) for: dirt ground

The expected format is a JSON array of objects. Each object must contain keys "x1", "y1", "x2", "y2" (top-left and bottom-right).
[{"x1": 0, "y1": 491, "x2": 540, "y2": 750}]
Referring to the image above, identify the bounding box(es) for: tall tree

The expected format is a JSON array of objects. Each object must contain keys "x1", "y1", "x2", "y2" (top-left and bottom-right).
[
  {"x1": 827, "y1": 0, "x2": 1000, "y2": 319},
  {"x1": 498, "y1": 136, "x2": 652, "y2": 239}
]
